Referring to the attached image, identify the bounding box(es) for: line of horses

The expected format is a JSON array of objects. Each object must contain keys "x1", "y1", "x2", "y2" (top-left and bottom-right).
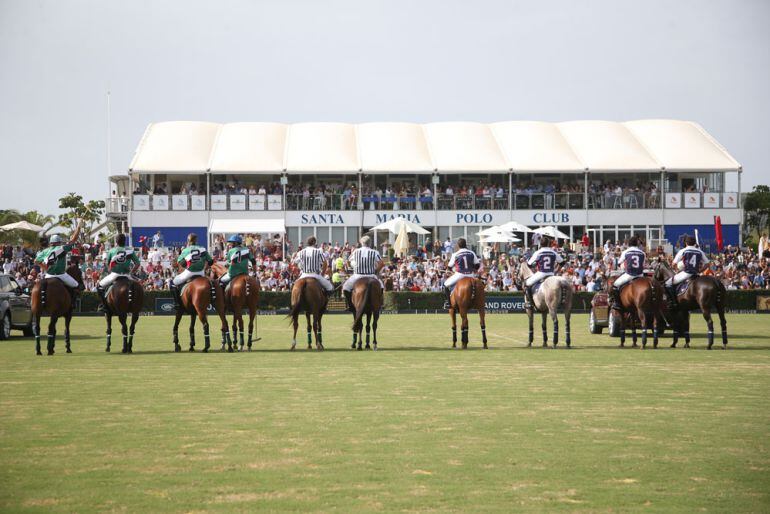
[{"x1": 27, "y1": 258, "x2": 728, "y2": 355}]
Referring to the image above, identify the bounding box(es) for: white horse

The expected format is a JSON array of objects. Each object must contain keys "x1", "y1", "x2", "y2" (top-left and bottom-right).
[{"x1": 516, "y1": 261, "x2": 574, "y2": 348}]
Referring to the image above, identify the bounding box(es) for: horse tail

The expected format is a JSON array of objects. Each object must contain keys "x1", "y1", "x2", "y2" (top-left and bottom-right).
[
  {"x1": 352, "y1": 281, "x2": 372, "y2": 331},
  {"x1": 288, "y1": 280, "x2": 306, "y2": 323},
  {"x1": 559, "y1": 278, "x2": 568, "y2": 306}
]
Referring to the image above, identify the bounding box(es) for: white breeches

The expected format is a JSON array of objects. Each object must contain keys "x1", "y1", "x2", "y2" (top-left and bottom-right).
[
  {"x1": 613, "y1": 272, "x2": 640, "y2": 288},
  {"x1": 219, "y1": 272, "x2": 233, "y2": 285},
  {"x1": 172, "y1": 269, "x2": 205, "y2": 286},
  {"x1": 525, "y1": 271, "x2": 553, "y2": 287},
  {"x1": 44, "y1": 273, "x2": 79, "y2": 288},
  {"x1": 666, "y1": 271, "x2": 692, "y2": 286},
  {"x1": 299, "y1": 272, "x2": 334, "y2": 292},
  {"x1": 342, "y1": 274, "x2": 384, "y2": 292},
  {"x1": 99, "y1": 272, "x2": 137, "y2": 288},
  {"x1": 445, "y1": 272, "x2": 474, "y2": 289}
]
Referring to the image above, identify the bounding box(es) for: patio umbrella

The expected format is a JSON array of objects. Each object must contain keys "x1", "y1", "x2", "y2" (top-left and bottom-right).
[
  {"x1": 480, "y1": 232, "x2": 521, "y2": 244},
  {"x1": 0, "y1": 220, "x2": 45, "y2": 232},
  {"x1": 497, "y1": 221, "x2": 533, "y2": 233},
  {"x1": 532, "y1": 226, "x2": 571, "y2": 240},
  {"x1": 371, "y1": 217, "x2": 429, "y2": 235},
  {"x1": 393, "y1": 223, "x2": 410, "y2": 258}
]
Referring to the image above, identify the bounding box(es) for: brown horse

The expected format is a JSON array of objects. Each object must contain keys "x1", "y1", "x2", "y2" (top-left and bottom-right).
[
  {"x1": 289, "y1": 277, "x2": 327, "y2": 351},
  {"x1": 350, "y1": 277, "x2": 383, "y2": 351},
  {"x1": 607, "y1": 275, "x2": 664, "y2": 349},
  {"x1": 172, "y1": 276, "x2": 229, "y2": 353},
  {"x1": 104, "y1": 278, "x2": 144, "y2": 354},
  {"x1": 653, "y1": 260, "x2": 728, "y2": 349},
  {"x1": 211, "y1": 263, "x2": 261, "y2": 351},
  {"x1": 30, "y1": 264, "x2": 84, "y2": 356},
  {"x1": 449, "y1": 276, "x2": 487, "y2": 349}
]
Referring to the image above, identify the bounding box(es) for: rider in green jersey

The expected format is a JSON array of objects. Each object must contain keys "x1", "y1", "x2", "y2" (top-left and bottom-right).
[
  {"x1": 96, "y1": 233, "x2": 141, "y2": 311},
  {"x1": 219, "y1": 235, "x2": 256, "y2": 289},
  {"x1": 34, "y1": 221, "x2": 82, "y2": 299},
  {"x1": 168, "y1": 233, "x2": 213, "y2": 308}
]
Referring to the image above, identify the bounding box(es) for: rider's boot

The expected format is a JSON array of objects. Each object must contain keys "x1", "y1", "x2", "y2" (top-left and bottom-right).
[
  {"x1": 343, "y1": 289, "x2": 354, "y2": 312},
  {"x1": 97, "y1": 285, "x2": 110, "y2": 314},
  {"x1": 169, "y1": 282, "x2": 182, "y2": 310},
  {"x1": 524, "y1": 286, "x2": 534, "y2": 309},
  {"x1": 67, "y1": 286, "x2": 78, "y2": 307},
  {"x1": 665, "y1": 284, "x2": 678, "y2": 310},
  {"x1": 443, "y1": 286, "x2": 452, "y2": 306},
  {"x1": 610, "y1": 286, "x2": 623, "y2": 312}
]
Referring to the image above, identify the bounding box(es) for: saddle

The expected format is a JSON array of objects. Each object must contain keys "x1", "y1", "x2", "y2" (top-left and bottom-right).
[
  {"x1": 180, "y1": 276, "x2": 217, "y2": 305},
  {"x1": 617, "y1": 275, "x2": 645, "y2": 292},
  {"x1": 675, "y1": 277, "x2": 694, "y2": 297}
]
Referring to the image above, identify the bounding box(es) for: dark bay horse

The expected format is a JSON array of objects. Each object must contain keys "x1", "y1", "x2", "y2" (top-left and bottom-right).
[
  {"x1": 289, "y1": 277, "x2": 326, "y2": 351},
  {"x1": 350, "y1": 277, "x2": 383, "y2": 351},
  {"x1": 607, "y1": 275, "x2": 664, "y2": 349},
  {"x1": 448, "y1": 276, "x2": 487, "y2": 349},
  {"x1": 172, "y1": 276, "x2": 229, "y2": 353},
  {"x1": 211, "y1": 263, "x2": 261, "y2": 352},
  {"x1": 653, "y1": 260, "x2": 728, "y2": 349},
  {"x1": 30, "y1": 264, "x2": 83, "y2": 355},
  {"x1": 516, "y1": 262, "x2": 573, "y2": 348},
  {"x1": 104, "y1": 278, "x2": 144, "y2": 354}
]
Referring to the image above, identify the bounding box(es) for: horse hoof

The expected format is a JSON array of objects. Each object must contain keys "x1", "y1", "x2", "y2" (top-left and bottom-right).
[
  {"x1": 121, "y1": 348, "x2": 128, "y2": 354},
  {"x1": 247, "y1": 347, "x2": 252, "y2": 352},
  {"x1": 707, "y1": 346, "x2": 712, "y2": 350},
  {"x1": 105, "y1": 347, "x2": 110, "y2": 353},
  {"x1": 47, "y1": 351, "x2": 54, "y2": 356},
  {"x1": 373, "y1": 345, "x2": 377, "y2": 351},
  {"x1": 189, "y1": 348, "x2": 195, "y2": 352},
  {"x1": 357, "y1": 346, "x2": 362, "y2": 351},
  {"x1": 202, "y1": 348, "x2": 209, "y2": 353},
  {"x1": 66, "y1": 348, "x2": 72, "y2": 353},
  {"x1": 174, "y1": 345, "x2": 181, "y2": 353},
  {"x1": 36, "y1": 351, "x2": 42, "y2": 356}
]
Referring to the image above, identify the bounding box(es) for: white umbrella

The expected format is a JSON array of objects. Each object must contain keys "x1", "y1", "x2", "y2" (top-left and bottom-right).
[
  {"x1": 533, "y1": 226, "x2": 571, "y2": 240},
  {"x1": 371, "y1": 217, "x2": 429, "y2": 235},
  {"x1": 476, "y1": 226, "x2": 510, "y2": 237},
  {"x1": 497, "y1": 221, "x2": 533, "y2": 233},
  {"x1": 393, "y1": 223, "x2": 410, "y2": 258},
  {"x1": 0, "y1": 220, "x2": 45, "y2": 232},
  {"x1": 481, "y1": 233, "x2": 521, "y2": 244}
]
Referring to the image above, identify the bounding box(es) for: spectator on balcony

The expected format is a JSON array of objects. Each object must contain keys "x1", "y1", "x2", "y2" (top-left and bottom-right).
[{"x1": 151, "y1": 230, "x2": 164, "y2": 248}]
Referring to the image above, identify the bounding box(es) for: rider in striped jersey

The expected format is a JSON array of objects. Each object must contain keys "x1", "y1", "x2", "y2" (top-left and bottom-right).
[
  {"x1": 292, "y1": 236, "x2": 334, "y2": 296},
  {"x1": 342, "y1": 235, "x2": 384, "y2": 312}
]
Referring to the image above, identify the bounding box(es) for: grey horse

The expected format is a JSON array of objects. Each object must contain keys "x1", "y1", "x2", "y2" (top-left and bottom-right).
[{"x1": 516, "y1": 261, "x2": 574, "y2": 348}]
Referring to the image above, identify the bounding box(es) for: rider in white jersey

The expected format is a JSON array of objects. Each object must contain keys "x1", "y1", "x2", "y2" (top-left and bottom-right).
[
  {"x1": 292, "y1": 236, "x2": 334, "y2": 296},
  {"x1": 342, "y1": 235, "x2": 384, "y2": 312},
  {"x1": 524, "y1": 237, "x2": 563, "y2": 308},
  {"x1": 665, "y1": 235, "x2": 709, "y2": 304},
  {"x1": 609, "y1": 235, "x2": 646, "y2": 311},
  {"x1": 443, "y1": 238, "x2": 481, "y2": 303}
]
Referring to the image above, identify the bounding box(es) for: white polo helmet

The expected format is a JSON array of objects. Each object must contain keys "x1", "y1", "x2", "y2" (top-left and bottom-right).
[{"x1": 49, "y1": 234, "x2": 64, "y2": 244}]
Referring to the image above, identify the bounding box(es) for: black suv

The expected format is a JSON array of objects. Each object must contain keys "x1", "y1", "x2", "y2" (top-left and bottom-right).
[{"x1": 0, "y1": 273, "x2": 33, "y2": 339}]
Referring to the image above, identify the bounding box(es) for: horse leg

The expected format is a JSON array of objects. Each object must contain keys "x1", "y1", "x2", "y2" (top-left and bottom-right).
[
  {"x1": 551, "y1": 309, "x2": 559, "y2": 348},
  {"x1": 365, "y1": 313, "x2": 371, "y2": 350},
  {"x1": 247, "y1": 311, "x2": 255, "y2": 351},
  {"x1": 479, "y1": 308, "x2": 488, "y2": 349},
  {"x1": 670, "y1": 311, "x2": 679, "y2": 348},
  {"x1": 306, "y1": 312, "x2": 313, "y2": 350},
  {"x1": 564, "y1": 310, "x2": 571, "y2": 348},
  {"x1": 352, "y1": 331, "x2": 358, "y2": 350},
  {"x1": 372, "y1": 311, "x2": 379, "y2": 351},
  {"x1": 119, "y1": 314, "x2": 128, "y2": 353},
  {"x1": 527, "y1": 310, "x2": 533, "y2": 347},
  {"x1": 105, "y1": 312, "x2": 113, "y2": 352},
  {"x1": 315, "y1": 314, "x2": 324, "y2": 351},
  {"x1": 47, "y1": 316, "x2": 57, "y2": 355},
  {"x1": 630, "y1": 314, "x2": 638, "y2": 348},
  {"x1": 291, "y1": 312, "x2": 299, "y2": 351},
  {"x1": 128, "y1": 312, "x2": 138, "y2": 353},
  {"x1": 189, "y1": 314, "x2": 196, "y2": 351},
  {"x1": 450, "y1": 307, "x2": 457, "y2": 348},
  {"x1": 228, "y1": 317, "x2": 237, "y2": 352},
  {"x1": 684, "y1": 312, "x2": 691, "y2": 349},
  {"x1": 201, "y1": 315, "x2": 210, "y2": 353},
  {"x1": 638, "y1": 310, "x2": 647, "y2": 349},
  {"x1": 541, "y1": 311, "x2": 548, "y2": 348},
  {"x1": 718, "y1": 307, "x2": 728, "y2": 348},
  {"x1": 238, "y1": 314, "x2": 245, "y2": 351},
  {"x1": 703, "y1": 307, "x2": 714, "y2": 350},
  {"x1": 461, "y1": 309, "x2": 469, "y2": 349},
  {"x1": 64, "y1": 312, "x2": 73, "y2": 353},
  {"x1": 173, "y1": 311, "x2": 182, "y2": 352},
  {"x1": 33, "y1": 314, "x2": 42, "y2": 356},
  {"x1": 619, "y1": 312, "x2": 626, "y2": 348}
]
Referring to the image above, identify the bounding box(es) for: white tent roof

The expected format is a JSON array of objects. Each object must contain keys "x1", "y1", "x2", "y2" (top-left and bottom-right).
[
  {"x1": 128, "y1": 120, "x2": 741, "y2": 174},
  {"x1": 209, "y1": 218, "x2": 286, "y2": 234}
]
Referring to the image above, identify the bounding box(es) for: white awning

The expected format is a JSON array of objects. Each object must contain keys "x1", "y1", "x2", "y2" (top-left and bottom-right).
[
  {"x1": 370, "y1": 218, "x2": 430, "y2": 235},
  {"x1": 209, "y1": 218, "x2": 286, "y2": 234}
]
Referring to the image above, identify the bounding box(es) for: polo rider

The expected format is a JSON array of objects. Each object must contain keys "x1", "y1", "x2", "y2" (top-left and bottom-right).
[
  {"x1": 524, "y1": 236, "x2": 563, "y2": 308},
  {"x1": 609, "y1": 235, "x2": 646, "y2": 312},
  {"x1": 443, "y1": 238, "x2": 481, "y2": 303},
  {"x1": 292, "y1": 236, "x2": 334, "y2": 296},
  {"x1": 342, "y1": 235, "x2": 384, "y2": 312},
  {"x1": 665, "y1": 235, "x2": 709, "y2": 304},
  {"x1": 168, "y1": 233, "x2": 214, "y2": 309},
  {"x1": 97, "y1": 233, "x2": 141, "y2": 311},
  {"x1": 34, "y1": 220, "x2": 82, "y2": 301},
  {"x1": 219, "y1": 235, "x2": 256, "y2": 289}
]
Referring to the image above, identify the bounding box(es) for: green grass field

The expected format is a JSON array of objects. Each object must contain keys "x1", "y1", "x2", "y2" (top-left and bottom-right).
[{"x1": 1, "y1": 313, "x2": 769, "y2": 512}]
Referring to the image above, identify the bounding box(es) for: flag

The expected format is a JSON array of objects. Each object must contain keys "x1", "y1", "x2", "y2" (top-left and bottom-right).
[{"x1": 714, "y1": 216, "x2": 724, "y2": 251}]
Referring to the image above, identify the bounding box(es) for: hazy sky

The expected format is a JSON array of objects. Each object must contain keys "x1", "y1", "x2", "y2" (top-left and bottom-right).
[{"x1": 1, "y1": 0, "x2": 768, "y2": 213}]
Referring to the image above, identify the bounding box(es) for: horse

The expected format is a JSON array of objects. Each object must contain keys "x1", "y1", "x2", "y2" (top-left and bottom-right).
[
  {"x1": 30, "y1": 263, "x2": 83, "y2": 356},
  {"x1": 606, "y1": 274, "x2": 664, "y2": 349},
  {"x1": 448, "y1": 276, "x2": 487, "y2": 349},
  {"x1": 516, "y1": 262, "x2": 573, "y2": 348},
  {"x1": 289, "y1": 277, "x2": 327, "y2": 351},
  {"x1": 104, "y1": 277, "x2": 144, "y2": 353},
  {"x1": 350, "y1": 277, "x2": 383, "y2": 351},
  {"x1": 171, "y1": 275, "x2": 230, "y2": 353},
  {"x1": 210, "y1": 263, "x2": 261, "y2": 351},
  {"x1": 652, "y1": 260, "x2": 728, "y2": 349}
]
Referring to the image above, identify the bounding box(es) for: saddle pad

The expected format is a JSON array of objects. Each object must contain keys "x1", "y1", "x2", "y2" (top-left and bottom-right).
[{"x1": 676, "y1": 280, "x2": 692, "y2": 297}]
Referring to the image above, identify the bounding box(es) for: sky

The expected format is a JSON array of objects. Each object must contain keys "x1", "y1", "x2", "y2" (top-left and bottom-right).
[{"x1": 0, "y1": 0, "x2": 768, "y2": 214}]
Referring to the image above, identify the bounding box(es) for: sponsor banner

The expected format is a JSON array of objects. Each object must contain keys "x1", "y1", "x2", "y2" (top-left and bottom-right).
[
  {"x1": 133, "y1": 194, "x2": 150, "y2": 210},
  {"x1": 210, "y1": 194, "x2": 228, "y2": 210},
  {"x1": 190, "y1": 195, "x2": 206, "y2": 210},
  {"x1": 267, "y1": 195, "x2": 283, "y2": 210},
  {"x1": 703, "y1": 193, "x2": 719, "y2": 208},
  {"x1": 665, "y1": 193, "x2": 681, "y2": 208},
  {"x1": 172, "y1": 195, "x2": 188, "y2": 210},
  {"x1": 684, "y1": 192, "x2": 700, "y2": 208},
  {"x1": 230, "y1": 194, "x2": 246, "y2": 210},
  {"x1": 155, "y1": 298, "x2": 216, "y2": 314},
  {"x1": 723, "y1": 192, "x2": 738, "y2": 208},
  {"x1": 152, "y1": 195, "x2": 169, "y2": 210},
  {"x1": 249, "y1": 194, "x2": 266, "y2": 210},
  {"x1": 757, "y1": 296, "x2": 770, "y2": 312},
  {"x1": 485, "y1": 296, "x2": 526, "y2": 312}
]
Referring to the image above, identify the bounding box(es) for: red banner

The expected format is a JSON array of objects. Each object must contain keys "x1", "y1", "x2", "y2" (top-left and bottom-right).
[{"x1": 714, "y1": 216, "x2": 724, "y2": 251}]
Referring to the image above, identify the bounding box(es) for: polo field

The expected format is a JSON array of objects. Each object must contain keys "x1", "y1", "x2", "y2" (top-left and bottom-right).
[{"x1": 1, "y1": 312, "x2": 768, "y2": 512}]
